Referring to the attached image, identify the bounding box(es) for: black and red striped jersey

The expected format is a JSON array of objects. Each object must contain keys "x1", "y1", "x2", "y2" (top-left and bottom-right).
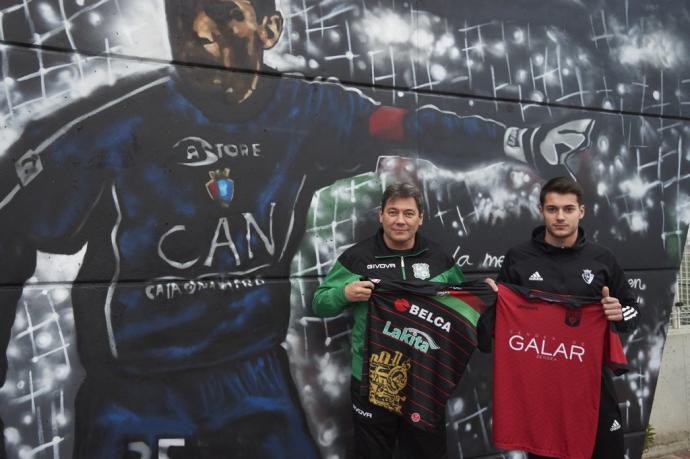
[
  {"x1": 361, "y1": 279, "x2": 495, "y2": 431},
  {"x1": 491, "y1": 283, "x2": 628, "y2": 459}
]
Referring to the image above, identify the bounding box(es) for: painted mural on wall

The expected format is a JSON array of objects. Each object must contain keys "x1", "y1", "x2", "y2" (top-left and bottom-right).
[{"x1": 0, "y1": 0, "x2": 688, "y2": 458}]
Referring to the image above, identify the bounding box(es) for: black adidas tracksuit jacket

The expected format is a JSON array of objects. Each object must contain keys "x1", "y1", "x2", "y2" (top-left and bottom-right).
[{"x1": 486, "y1": 225, "x2": 639, "y2": 459}]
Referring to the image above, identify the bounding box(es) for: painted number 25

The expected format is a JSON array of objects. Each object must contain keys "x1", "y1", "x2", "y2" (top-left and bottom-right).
[{"x1": 127, "y1": 439, "x2": 186, "y2": 459}]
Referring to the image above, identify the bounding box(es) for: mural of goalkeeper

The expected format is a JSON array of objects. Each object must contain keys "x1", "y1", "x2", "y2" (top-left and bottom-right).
[{"x1": 0, "y1": 0, "x2": 594, "y2": 457}]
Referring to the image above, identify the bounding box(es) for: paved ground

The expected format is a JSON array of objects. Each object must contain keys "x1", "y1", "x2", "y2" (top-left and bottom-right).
[{"x1": 653, "y1": 452, "x2": 690, "y2": 459}]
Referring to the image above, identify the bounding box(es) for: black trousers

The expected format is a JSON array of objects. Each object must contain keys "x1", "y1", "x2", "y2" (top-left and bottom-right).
[
  {"x1": 527, "y1": 377, "x2": 624, "y2": 459},
  {"x1": 350, "y1": 381, "x2": 446, "y2": 459}
]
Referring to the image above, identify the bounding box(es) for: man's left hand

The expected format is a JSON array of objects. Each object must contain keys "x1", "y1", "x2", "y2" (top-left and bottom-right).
[
  {"x1": 601, "y1": 286, "x2": 623, "y2": 322},
  {"x1": 484, "y1": 278, "x2": 498, "y2": 292}
]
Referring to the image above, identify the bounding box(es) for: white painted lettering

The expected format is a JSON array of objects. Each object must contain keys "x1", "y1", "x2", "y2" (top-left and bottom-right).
[
  {"x1": 243, "y1": 202, "x2": 276, "y2": 258},
  {"x1": 158, "y1": 225, "x2": 199, "y2": 269},
  {"x1": 205, "y1": 218, "x2": 241, "y2": 267},
  {"x1": 456, "y1": 255, "x2": 473, "y2": 267},
  {"x1": 186, "y1": 145, "x2": 199, "y2": 160},
  {"x1": 628, "y1": 278, "x2": 647, "y2": 290},
  {"x1": 482, "y1": 253, "x2": 505, "y2": 268},
  {"x1": 175, "y1": 136, "x2": 263, "y2": 166}
]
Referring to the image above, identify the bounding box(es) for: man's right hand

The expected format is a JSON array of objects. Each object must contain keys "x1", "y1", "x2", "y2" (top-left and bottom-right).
[{"x1": 344, "y1": 280, "x2": 375, "y2": 302}]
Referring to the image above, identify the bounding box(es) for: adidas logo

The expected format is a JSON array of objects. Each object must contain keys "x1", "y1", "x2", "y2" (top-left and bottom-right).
[
  {"x1": 529, "y1": 271, "x2": 544, "y2": 281},
  {"x1": 610, "y1": 419, "x2": 621, "y2": 431}
]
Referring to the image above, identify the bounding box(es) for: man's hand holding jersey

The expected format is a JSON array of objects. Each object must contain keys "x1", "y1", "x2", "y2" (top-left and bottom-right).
[
  {"x1": 484, "y1": 278, "x2": 498, "y2": 292},
  {"x1": 344, "y1": 280, "x2": 375, "y2": 302}
]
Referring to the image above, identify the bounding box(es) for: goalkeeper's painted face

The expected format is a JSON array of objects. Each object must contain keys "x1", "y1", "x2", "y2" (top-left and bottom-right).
[{"x1": 165, "y1": 0, "x2": 283, "y2": 103}]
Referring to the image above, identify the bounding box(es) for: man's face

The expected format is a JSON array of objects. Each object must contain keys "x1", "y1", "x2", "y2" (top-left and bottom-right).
[
  {"x1": 379, "y1": 197, "x2": 423, "y2": 251},
  {"x1": 169, "y1": 0, "x2": 281, "y2": 102},
  {"x1": 540, "y1": 192, "x2": 584, "y2": 244}
]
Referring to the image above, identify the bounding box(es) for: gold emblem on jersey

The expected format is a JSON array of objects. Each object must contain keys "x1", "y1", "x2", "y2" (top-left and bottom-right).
[{"x1": 368, "y1": 350, "x2": 411, "y2": 413}]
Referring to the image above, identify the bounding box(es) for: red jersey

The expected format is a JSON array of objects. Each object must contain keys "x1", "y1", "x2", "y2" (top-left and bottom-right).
[{"x1": 492, "y1": 284, "x2": 627, "y2": 459}]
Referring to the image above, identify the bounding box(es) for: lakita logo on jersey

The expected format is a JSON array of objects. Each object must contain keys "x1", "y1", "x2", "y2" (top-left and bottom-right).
[
  {"x1": 393, "y1": 298, "x2": 451, "y2": 332},
  {"x1": 382, "y1": 321, "x2": 440, "y2": 353}
]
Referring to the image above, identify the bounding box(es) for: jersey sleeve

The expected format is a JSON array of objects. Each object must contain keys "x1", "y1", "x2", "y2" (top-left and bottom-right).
[
  {"x1": 311, "y1": 259, "x2": 361, "y2": 317},
  {"x1": 369, "y1": 104, "x2": 510, "y2": 169},
  {"x1": 308, "y1": 81, "x2": 543, "y2": 180},
  {"x1": 304, "y1": 81, "x2": 379, "y2": 182},
  {"x1": 0, "y1": 118, "x2": 109, "y2": 251},
  {"x1": 407, "y1": 106, "x2": 509, "y2": 167},
  {"x1": 0, "y1": 113, "x2": 109, "y2": 384}
]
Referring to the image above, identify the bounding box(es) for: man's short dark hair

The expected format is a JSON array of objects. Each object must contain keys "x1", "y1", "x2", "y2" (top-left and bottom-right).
[
  {"x1": 381, "y1": 183, "x2": 424, "y2": 214},
  {"x1": 539, "y1": 176, "x2": 584, "y2": 206}
]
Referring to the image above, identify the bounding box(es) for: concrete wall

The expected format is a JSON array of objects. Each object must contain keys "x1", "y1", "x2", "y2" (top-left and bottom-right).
[{"x1": 646, "y1": 328, "x2": 690, "y2": 457}]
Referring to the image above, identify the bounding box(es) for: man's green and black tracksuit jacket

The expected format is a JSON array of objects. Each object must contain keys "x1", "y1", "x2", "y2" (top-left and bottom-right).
[{"x1": 312, "y1": 228, "x2": 464, "y2": 381}]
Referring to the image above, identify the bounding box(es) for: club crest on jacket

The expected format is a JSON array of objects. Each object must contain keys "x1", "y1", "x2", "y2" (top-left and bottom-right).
[{"x1": 412, "y1": 263, "x2": 430, "y2": 280}]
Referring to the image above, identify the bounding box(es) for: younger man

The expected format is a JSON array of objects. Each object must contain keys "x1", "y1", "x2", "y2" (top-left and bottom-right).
[{"x1": 494, "y1": 176, "x2": 639, "y2": 458}]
